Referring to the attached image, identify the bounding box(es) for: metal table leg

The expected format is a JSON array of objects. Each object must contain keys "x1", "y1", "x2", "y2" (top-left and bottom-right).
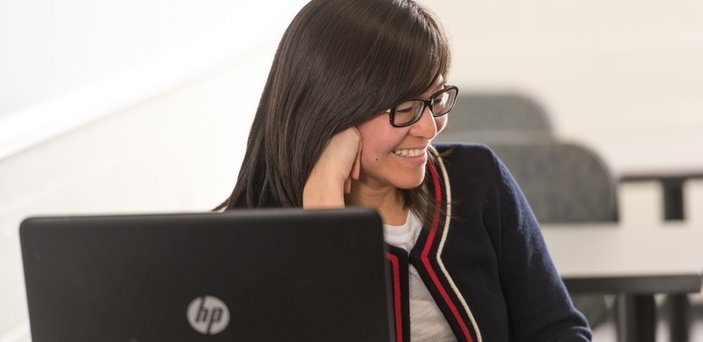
[
  {"x1": 617, "y1": 294, "x2": 656, "y2": 342},
  {"x1": 662, "y1": 178, "x2": 691, "y2": 342}
]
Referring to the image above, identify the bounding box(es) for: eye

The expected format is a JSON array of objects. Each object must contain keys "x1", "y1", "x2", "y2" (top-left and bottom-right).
[
  {"x1": 395, "y1": 101, "x2": 418, "y2": 115},
  {"x1": 396, "y1": 106, "x2": 414, "y2": 114}
]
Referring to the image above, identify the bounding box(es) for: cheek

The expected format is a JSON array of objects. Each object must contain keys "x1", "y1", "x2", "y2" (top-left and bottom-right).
[
  {"x1": 360, "y1": 151, "x2": 380, "y2": 170},
  {"x1": 360, "y1": 137, "x2": 393, "y2": 164},
  {"x1": 358, "y1": 132, "x2": 406, "y2": 173},
  {"x1": 358, "y1": 117, "x2": 405, "y2": 158}
]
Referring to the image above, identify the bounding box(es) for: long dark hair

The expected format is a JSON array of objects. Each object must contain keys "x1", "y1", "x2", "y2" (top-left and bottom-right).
[{"x1": 219, "y1": 0, "x2": 451, "y2": 223}]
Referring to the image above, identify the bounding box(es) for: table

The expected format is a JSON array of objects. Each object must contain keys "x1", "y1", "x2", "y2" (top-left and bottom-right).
[
  {"x1": 581, "y1": 133, "x2": 703, "y2": 341},
  {"x1": 619, "y1": 172, "x2": 703, "y2": 342},
  {"x1": 541, "y1": 223, "x2": 703, "y2": 342}
]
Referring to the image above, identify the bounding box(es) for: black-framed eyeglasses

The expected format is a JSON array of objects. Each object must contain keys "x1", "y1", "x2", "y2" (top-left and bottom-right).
[{"x1": 385, "y1": 85, "x2": 459, "y2": 128}]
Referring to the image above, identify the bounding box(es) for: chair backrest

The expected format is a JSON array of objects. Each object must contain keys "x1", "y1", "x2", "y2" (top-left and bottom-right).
[
  {"x1": 437, "y1": 92, "x2": 553, "y2": 144},
  {"x1": 489, "y1": 142, "x2": 619, "y2": 223},
  {"x1": 488, "y1": 142, "x2": 617, "y2": 328}
]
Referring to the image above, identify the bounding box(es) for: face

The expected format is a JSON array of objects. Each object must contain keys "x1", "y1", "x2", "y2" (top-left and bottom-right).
[{"x1": 355, "y1": 78, "x2": 448, "y2": 192}]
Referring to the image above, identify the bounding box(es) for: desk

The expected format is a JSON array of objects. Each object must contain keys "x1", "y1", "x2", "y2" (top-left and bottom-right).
[
  {"x1": 619, "y1": 172, "x2": 703, "y2": 341},
  {"x1": 583, "y1": 133, "x2": 703, "y2": 340},
  {"x1": 542, "y1": 223, "x2": 703, "y2": 342}
]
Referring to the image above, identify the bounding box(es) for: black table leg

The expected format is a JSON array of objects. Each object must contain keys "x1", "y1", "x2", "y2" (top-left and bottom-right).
[
  {"x1": 667, "y1": 294, "x2": 691, "y2": 342},
  {"x1": 617, "y1": 294, "x2": 656, "y2": 342},
  {"x1": 661, "y1": 178, "x2": 691, "y2": 342},
  {"x1": 662, "y1": 178, "x2": 685, "y2": 221}
]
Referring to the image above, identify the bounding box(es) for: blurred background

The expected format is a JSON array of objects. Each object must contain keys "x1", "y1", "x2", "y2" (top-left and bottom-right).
[{"x1": 1, "y1": 0, "x2": 702, "y2": 340}]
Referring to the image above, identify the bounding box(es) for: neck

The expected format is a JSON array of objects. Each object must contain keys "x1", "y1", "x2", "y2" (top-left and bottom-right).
[{"x1": 345, "y1": 182, "x2": 407, "y2": 225}]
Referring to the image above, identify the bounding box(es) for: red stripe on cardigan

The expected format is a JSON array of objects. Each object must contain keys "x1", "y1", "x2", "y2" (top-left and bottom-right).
[
  {"x1": 420, "y1": 162, "x2": 474, "y2": 342},
  {"x1": 386, "y1": 252, "x2": 403, "y2": 342}
]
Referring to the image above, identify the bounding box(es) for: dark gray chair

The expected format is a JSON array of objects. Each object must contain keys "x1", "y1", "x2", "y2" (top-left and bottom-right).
[
  {"x1": 489, "y1": 142, "x2": 619, "y2": 223},
  {"x1": 436, "y1": 92, "x2": 554, "y2": 144},
  {"x1": 489, "y1": 141, "x2": 619, "y2": 329}
]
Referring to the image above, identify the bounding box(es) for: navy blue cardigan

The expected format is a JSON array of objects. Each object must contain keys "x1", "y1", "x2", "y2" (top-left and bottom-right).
[{"x1": 385, "y1": 144, "x2": 591, "y2": 341}]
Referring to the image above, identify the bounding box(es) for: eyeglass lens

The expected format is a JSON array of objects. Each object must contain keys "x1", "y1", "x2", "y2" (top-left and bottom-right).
[{"x1": 392, "y1": 87, "x2": 457, "y2": 126}]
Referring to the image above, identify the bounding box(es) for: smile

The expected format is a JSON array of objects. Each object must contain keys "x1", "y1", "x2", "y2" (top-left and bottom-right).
[{"x1": 393, "y1": 148, "x2": 426, "y2": 157}]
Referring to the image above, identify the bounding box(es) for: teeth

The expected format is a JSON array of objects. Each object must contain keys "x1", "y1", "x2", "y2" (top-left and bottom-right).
[{"x1": 393, "y1": 149, "x2": 425, "y2": 157}]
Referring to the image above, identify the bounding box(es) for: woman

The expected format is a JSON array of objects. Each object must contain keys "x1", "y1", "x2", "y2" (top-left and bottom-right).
[{"x1": 219, "y1": 0, "x2": 592, "y2": 340}]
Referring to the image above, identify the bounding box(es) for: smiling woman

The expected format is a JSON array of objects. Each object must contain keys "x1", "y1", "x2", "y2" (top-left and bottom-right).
[{"x1": 218, "y1": 0, "x2": 592, "y2": 340}]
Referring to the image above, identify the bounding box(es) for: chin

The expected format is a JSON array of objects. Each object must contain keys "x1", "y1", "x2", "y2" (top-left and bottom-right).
[{"x1": 394, "y1": 175, "x2": 426, "y2": 190}]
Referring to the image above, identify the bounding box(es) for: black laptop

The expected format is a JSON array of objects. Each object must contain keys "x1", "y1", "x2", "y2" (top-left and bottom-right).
[{"x1": 20, "y1": 207, "x2": 393, "y2": 342}]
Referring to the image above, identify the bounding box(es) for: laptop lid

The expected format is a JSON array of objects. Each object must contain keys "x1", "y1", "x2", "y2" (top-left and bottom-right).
[{"x1": 20, "y1": 207, "x2": 393, "y2": 342}]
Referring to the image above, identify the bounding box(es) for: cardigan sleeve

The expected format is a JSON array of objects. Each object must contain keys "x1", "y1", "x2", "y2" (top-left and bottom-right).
[{"x1": 492, "y1": 151, "x2": 592, "y2": 341}]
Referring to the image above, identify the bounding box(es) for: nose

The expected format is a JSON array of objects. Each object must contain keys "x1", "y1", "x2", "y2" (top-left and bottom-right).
[{"x1": 408, "y1": 107, "x2": 439, "y2": 139}]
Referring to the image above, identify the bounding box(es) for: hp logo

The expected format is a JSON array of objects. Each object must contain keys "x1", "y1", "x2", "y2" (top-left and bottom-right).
[{"x1": 187, "y1": 296, "x2": 230, "y2": 335}]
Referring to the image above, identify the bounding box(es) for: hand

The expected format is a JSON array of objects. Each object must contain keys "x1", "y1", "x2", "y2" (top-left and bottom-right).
[{"x1": 303, "y1": 127, "x2": 362, "y2": 208}]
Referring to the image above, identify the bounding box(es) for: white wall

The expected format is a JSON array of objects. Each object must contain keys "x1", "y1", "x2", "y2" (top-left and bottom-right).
[
  {"x1": 422, "y1": 0, "x2": 703, "y2": 175},
  {"x1": 2, "y1": 0, "x2": 703, "y2": 340},
  {"x1": 0, "y1": 0, "x2": 295, "y2": 115},
  {"x1": 423, "y1": 0, "x2": 703, "y2": 131}
]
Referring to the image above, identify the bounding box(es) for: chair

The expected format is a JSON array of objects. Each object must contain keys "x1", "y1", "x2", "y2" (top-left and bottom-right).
[
  {"x1": 489, "y1": 142, "x2": 619, "y2": 223},
  {"x1": 436, "y1": 92, "x2": 554, "y2": 144},
  {"x1": 488, "y1": 141, "x2": 619, "y2": 328}
]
